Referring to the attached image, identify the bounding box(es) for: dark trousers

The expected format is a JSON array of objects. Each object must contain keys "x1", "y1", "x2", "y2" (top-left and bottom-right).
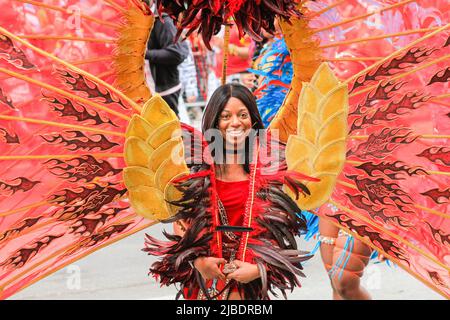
[{"x1": 162, "y1": 89, "x2": 181, "y2": 117}]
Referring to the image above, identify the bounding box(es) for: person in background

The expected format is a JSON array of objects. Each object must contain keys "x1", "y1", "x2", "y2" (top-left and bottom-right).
[
  {"x1": 178, "y1": 40, "x2": 199, "y2": 105},
  {"x1": 145, "y1": 7, "x2": 189, "y2": 116},
  {"x1": 189, "y1": 33, "x2": 211, "y2": 102},
  {"x1": 212, "y1": 24, "x2": 256, "y2": 90},
  {"x1": 178, "y1": 39, "x2": 200, "y2": 126}
]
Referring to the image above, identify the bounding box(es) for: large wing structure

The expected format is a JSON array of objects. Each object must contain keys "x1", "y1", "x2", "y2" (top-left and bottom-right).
[
  {"x1": 0, "y1": 0, "x2": 159, "y2": 299},
  {"x1": 258, "y1": 0, "x2": 449, "y2": 298}
]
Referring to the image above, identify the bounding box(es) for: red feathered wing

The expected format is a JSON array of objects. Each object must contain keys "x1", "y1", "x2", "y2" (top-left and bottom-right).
[
  {"x1": 0, "y1": 0, "x2": 155, "y2": 299},
  {"x1": 300, "y1": 0, "x2": 450, "y2": 298}
]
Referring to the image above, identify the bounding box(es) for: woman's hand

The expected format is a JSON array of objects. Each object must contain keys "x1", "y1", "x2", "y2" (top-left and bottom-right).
[
  {"x1": 226, "y1": 260, "x2": 261, "y2": 284},
  {"x1": 194, "y1": 257, "x2": 226, "y2": 281}
]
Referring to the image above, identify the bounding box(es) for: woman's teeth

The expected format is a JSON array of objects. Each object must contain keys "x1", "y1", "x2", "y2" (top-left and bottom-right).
[{"x1": 227, "y1": 130, "x2": 244, "y2": 137}]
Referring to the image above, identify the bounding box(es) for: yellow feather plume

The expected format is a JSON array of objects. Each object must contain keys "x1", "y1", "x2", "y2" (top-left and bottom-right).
[
  {"x1": 285, "y1": 63, "x2": 348, "y2": 210},
  {"x1": 124, "y1": 95, "x2": 189, "y2": 220}
]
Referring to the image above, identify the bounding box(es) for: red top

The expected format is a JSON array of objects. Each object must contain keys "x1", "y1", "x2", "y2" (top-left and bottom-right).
[
  {"x1": 214, "y1": 26, "x2": 254, "y2": 77},
  {"x1": 183, "y1": 179, "x2": 250, "y2": 300},
  {"x1": 215, "y1": 179, "x2": 250, "y2": 228}
]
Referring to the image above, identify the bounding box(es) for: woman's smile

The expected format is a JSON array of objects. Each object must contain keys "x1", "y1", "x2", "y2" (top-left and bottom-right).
[
  {"x1": 226, "y1": 129, "x2": 245, "y2": 137},
  {"x1": 219, "y1": 97, "x2": 253, "y2": 147}
]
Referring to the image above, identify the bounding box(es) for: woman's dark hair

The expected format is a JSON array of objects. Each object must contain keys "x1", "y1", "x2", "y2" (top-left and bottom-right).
[{"x1": 202, "y1": 83, "x2": 265, "y2": 174}]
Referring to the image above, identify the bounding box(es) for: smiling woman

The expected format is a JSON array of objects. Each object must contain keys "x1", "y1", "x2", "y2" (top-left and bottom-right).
[
  {"x1": 218, "y1": 97, "x2": 252, "y2": 145},
  {"x1": 203, "y1": 84, "x2": 264, "y2": 175},
  {"x1": 143, "y1": 83, "x2": 316, "y2": 300}
]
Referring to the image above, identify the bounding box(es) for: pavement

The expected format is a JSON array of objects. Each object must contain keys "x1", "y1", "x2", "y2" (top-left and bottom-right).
[{"x1": 9, "y1": 223, "x2": 444, "y2": 300}]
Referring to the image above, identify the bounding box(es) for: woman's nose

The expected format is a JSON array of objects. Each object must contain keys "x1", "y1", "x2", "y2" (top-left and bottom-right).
[{"x1": 230, "y1": 115, "x2": 241, "y2": 127}]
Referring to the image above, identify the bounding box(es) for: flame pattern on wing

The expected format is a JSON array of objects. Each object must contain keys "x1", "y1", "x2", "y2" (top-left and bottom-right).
[
  {"x1": 0, "y1": 128, "x2": 20, "y2": 144},
  {"x1": 347, "y1": 128, "x2": 418, "y2": 160},
  {"x1": 48, "y1": 183, "x2": 127, "y2": 221},
  {"x1": 40, "y1": 131, "x2": 120, "y2": 151},
  {"x1": 346, "y1": 175, "x2": 413, "y2": 212},
  {"x1": 0, "y1": 34, "x2": 36, "y2": 69},
  {"x1": 421, "y1": 188, "x2": 450, "y2": 204},
  {"x1": 0, "y1": 87, "x2": 15, "y2": 109},
  {"x1": 354, "y1": 161, "x2": 427, "y2": 180},
  {"x1": 56, "y1": 68, "x2": 129, "y2": 109},
  {"x1": 345, "y1": 193, "x2": 411, "y2": 228},
  {"x1": 428, "y1": 67, "x2": 450, "y2": 85},
  {"x1": 44, "y1": 155, "x2": 121, "y2": 182},
  {"x1": 417, "y1": 147, "x2": 450, "y2": 166},
  {"x1": 68, "y1": 207, "x2": 128, "y2": 236},
  {"x1": 350, "y1": 92, "x2": 429, "y2": 132},
  {"x1": 0, "y1": 177, "x2": 41, "y2": 195},
  {"x1": 1, "y1": 235, "x2": 63, "y2": 269},
  {"x1": 351, "y1": 47, "x2": 436, "y2": 91},
  {"x1": 0, "y1": 217, "x2": 42, "y2": 242},
  {"x1": 350, "y1": 80, "x2": 407, "y2": 116},
  {"x1": 43, "y1": 94, "x2": 117, "y2": 127},
  {"x1": 326, "y1": 210, "x2": 409, "y2": 265}
]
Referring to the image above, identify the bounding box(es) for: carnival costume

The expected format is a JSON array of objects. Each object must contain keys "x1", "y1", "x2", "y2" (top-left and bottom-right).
[{"x1": 0, "y1": 0, "x2": 449, "y2": 300}]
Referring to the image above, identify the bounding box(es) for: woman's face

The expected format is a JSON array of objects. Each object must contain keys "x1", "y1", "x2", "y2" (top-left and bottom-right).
[{"x1": 218, "y1": 97, "x2": 253, "y2": 149}]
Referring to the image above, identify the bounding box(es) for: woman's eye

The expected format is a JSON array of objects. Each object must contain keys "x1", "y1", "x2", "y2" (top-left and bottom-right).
[
  {"x1": 220, "y1": 114, "x2": 230, "y2": 120},
  {"x1": 239, "y1": 113, "x2": 249, "y2": 119}
]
